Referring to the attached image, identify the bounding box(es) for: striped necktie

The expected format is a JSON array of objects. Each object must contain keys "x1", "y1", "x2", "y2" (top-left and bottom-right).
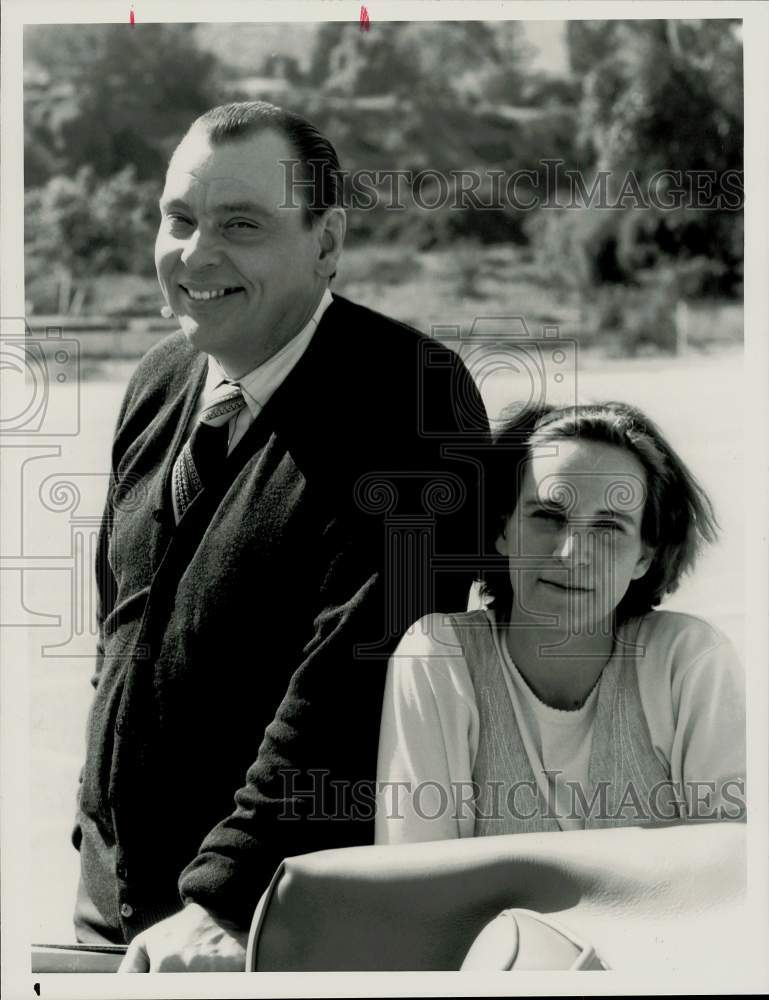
[{"x1": 172, "y1": 380, "x2": 246, "y2": 523}]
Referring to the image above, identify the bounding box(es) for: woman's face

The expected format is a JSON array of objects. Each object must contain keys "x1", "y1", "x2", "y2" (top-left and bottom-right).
[{"x1": 496, "y1": 438, "x2": 654, "y2": 633}]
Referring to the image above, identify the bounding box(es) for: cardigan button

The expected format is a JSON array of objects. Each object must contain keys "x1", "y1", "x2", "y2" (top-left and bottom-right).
[
  {"x1": 152, "y1": 509, "x2": 165, "y2": 523},
  {"x1": 120, "y1": 902, "x2": 134, "y2": 919}
]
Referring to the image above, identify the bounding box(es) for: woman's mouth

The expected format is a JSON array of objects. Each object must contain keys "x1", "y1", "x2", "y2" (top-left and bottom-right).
[{"x1": 539, "y1": 578, "x2": 593, "y2": 593}]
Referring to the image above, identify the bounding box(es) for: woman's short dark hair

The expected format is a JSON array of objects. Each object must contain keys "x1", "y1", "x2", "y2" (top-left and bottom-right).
[
  {"x1": 479, "y1": 401, "x2": 718, "y2": 625},
  {"x1": 178, "y1": 100, "x2": 342, "y2": 226}
]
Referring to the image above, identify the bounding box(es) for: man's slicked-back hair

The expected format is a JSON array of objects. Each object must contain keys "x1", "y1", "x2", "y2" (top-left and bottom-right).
[{"x1": 181, "y1": 100, "x2": 342, "y2": 225}]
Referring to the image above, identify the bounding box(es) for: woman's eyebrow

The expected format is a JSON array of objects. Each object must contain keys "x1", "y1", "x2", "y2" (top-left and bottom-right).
[
  {"x1": 595, "y1": 508, "x2": 637, "y2": 524},
  {"x1": 525, "y1": 497, "x2": 568, "y2": 511},
  {"x1": 524, "y1": 498, "x2": 638, "y2": 523}
]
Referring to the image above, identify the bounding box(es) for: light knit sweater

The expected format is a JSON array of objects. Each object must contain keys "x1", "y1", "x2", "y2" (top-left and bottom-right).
[{"x1": 376, "y1": 608, "x2": 745, "y2": 843}]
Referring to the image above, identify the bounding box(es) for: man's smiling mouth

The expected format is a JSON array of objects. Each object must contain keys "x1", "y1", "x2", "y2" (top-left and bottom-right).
[{"x1": 180, "y1": 285, "x2": 243, "y2": 301}]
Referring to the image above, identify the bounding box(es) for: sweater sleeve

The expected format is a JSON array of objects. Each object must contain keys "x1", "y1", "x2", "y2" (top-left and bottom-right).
[
  {"x1": 637, "y1": 613, "x2": 746, "y2": 822},
  {"x1": 670, "y1": 629, "x2": 746, "y2": 820},
  {"x1": 375, "y1": 615, "x2": 479, "y2": 844}
]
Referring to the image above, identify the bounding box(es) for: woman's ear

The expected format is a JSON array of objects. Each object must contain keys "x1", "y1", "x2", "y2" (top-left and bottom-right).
[
  {"x1": 495, "y1": 528, "x2": 509, "y2": 557},
  {"x1": 631, "y1": 543, "x2": 654, "y2": 581}
]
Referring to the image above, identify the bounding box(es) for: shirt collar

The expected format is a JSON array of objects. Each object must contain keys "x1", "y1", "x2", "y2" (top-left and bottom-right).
[{"x1": 205, "y1": 288, "x2": 333, "y2": 418}]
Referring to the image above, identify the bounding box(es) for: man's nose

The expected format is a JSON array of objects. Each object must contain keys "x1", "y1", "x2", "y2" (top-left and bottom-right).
[{"x1": 180, "y1": 227, "x2": 221, "y2": 269}]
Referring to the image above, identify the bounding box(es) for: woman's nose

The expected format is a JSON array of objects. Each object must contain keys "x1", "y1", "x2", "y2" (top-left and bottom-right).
[{"x1": 554, "y1": 525, "x2": 591, "y2": 565}]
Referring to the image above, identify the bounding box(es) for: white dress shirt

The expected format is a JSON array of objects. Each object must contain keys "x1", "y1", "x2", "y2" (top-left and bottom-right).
[{"x1": 196, "y1": 288, "x2": 333, "y2": 453}]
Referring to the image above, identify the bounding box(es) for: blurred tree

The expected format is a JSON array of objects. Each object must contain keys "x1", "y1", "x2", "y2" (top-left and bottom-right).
[
  {"x1": 25, "y1": 165, "x2": 158, "y2": 312},
  {"x1": 308, "y1": 21, "x2": 532, "y2": 105},
  {"x1": 556, "y1": 18, "x2": 743, "y2": 296},
  {"x1": 24, "y1": 24, "x2": 221, "y2": 183},
  {"x1": 303, "y1": 21, "x2": 567, "y2": 249},
  {"x1": 262, "y1": 53, "x2": 303, "y2": 83},
  {"x1": 576, "y1": 19, "x2": 741, "y2": 176},
  {"x1": 565, "y1": 21, "x2": 618, "y2": 80}
]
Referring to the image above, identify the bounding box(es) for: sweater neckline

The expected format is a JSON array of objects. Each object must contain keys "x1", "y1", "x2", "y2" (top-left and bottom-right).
[{"x1": 483, "y1": 607, "x2": 604, "y2": 720}]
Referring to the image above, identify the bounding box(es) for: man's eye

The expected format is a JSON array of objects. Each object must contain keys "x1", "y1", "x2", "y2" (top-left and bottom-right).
[
  {"x1": 165, "y1": 215, "x2": 193, "y2": 231},
  {"x1": 226, "y1": 219, "x2": 259, "y2": 230}
]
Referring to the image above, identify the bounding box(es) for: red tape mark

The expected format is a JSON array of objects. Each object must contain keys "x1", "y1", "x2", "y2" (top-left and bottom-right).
[{"x1": 359, "y1": 6, "x2": 370, "y2": 31}]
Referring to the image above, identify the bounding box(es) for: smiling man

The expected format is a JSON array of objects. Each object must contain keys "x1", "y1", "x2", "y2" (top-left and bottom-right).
[
  {"x1": 156, "y1": 123, "x2": 336, "y2": 376},
  {"x1": 72, "y1": 102, "x2": 489, "y2": 971}
]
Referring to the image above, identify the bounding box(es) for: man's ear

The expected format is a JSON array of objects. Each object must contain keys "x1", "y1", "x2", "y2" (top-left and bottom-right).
[
  {"x1": 495, "y1": 528, "x2": 509, "y2": 557},
  {"x1": 631, "y1": 543, "x2": 654, "y2": 581},
  {"x1": 314, "y1": 207, "x2": 346, "y2": 279}
]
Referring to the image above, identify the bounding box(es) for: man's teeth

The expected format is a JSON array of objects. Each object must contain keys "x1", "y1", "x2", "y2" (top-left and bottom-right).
[{"x1": 185, "y1": 287, "x2": 237, "y2": 300}]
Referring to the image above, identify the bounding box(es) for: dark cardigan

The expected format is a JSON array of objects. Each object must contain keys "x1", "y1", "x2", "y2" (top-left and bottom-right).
[{"x1": 74, "y1": 295, "x2": 490, "y2": 940}]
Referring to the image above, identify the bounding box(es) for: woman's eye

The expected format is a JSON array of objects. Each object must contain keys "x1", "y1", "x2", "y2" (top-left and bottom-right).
[
  {"x1": 531, "y1": 509, "x2": 565, "y2": 524},
  {"x1": 594, "y1": 519, "x2": 622, "y2": 532}
]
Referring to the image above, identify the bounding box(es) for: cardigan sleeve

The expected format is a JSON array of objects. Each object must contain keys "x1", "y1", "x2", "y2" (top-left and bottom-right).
[
  {"x1": 636, "y1": 611, "x2": 746, "y2": 821},
  {"x1": 669, "y1": 625, "x2": 746, "y2": 819},
  {"x1": 177, "y1": 341, "x2": 490, "y2": 927}
]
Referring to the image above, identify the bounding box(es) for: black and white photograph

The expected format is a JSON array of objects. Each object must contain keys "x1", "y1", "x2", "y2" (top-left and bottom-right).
[{"x1": 1, "y1": 1, "x2": 768, "y2": 996}]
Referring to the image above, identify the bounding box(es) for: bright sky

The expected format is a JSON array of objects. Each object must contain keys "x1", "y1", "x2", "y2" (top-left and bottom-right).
[{"x1": 523, "y1": 20, "x2": 570, "y2": 75}]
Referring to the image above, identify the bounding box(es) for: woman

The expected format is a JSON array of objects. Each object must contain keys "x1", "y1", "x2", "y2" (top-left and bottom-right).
[{"x1": 375, "y1": 402, "x2": 745, "y2": 843}]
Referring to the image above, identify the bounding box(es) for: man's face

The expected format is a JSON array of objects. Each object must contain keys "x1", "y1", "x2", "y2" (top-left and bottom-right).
[
  {"x1": 496, "y1": 439, "x2": 654, "y2": 633},
  {"x1": 155, "y1": 126, "x2": 327, "y2": 376}
]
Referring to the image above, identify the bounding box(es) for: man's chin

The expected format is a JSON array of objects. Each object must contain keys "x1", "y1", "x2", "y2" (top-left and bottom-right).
[{"x1": 178, "y1": 317, "x2": 214, "y2": 351}]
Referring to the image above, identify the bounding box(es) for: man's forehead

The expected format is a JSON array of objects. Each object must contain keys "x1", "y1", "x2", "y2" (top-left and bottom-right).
[
  {"x1": 160, "y1": 169, "x2": 269, "y2": 207},
  {"x1": 161, "y1": 127, "x2": 294, "y2": 208}
]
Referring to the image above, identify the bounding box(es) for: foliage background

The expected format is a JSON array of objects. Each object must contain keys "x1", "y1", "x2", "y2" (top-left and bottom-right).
[{"x1": 23, "y1": 19, "x2": 743, "y2": 356}]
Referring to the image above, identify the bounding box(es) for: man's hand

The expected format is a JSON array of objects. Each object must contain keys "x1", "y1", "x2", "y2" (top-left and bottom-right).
[{"x1": 118, "y1": 901, "x2": 249, "y2": 972}]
